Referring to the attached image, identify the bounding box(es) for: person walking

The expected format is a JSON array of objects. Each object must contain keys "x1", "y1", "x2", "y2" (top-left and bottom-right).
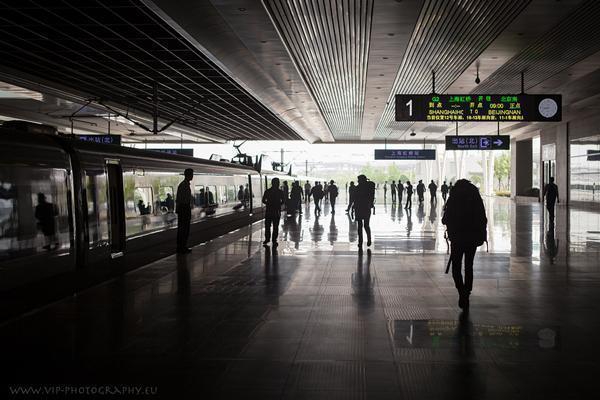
[
  {"x1": 304, "y1": 181, "x2": 312, "y2": 203},
  {"x1": 428, "y1": 180, "x2": 438, "y2": 204},
  {"x1": 391, "y1": 180, "x2": 397, "y2": 203},
  {"x1": 355, "y1": 175, "x2": 375, "y2": 252},
  {"x1": 346, "y1": 181, "x2": 356, "y2": 217},
  {"x1": 310, "y1": 181, "x2": 324, "y2": 215},
  {"x1": 398, "y1": 180, "x2": 404, "y2": 205},
  {"x1": 441, "y1": 181, "x2": 449, "y2": 202},
  {"x1": 416, "y1": 180, "x2": 425, "y2": 204},
  {"x1": 176, "y1": 168, "x2": 194, "y2": 254},
  {"x1": 262, "y1": 177, "x2": 285, "y2": 247},
  {"x1": 405, "y1": 181, "x2": 413, "y2": 209},
  {"x1": 328, "y1": 180, "x2": 339, "y2": 214},
  {"x1": 442, "y1": 179, "x2": 487, "y2": 310},
  {"x1": 543, "y1": 177, "x2": 560, "y2": 222}
]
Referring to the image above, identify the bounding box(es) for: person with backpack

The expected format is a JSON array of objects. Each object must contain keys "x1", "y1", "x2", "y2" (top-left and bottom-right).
[
  {"x1": 442, "y1": 179, "x2": 487, "y2": 310},
  {"x1": 355, "y1": 175, "x2": 375, "y2": 252},
  {"x1": 328, "y1": 180, "x2": 339, "y2": 214}
]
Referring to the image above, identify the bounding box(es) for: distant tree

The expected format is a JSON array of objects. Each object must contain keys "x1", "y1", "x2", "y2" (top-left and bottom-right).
[
  {"x1": 470, "y1": 174, "x2": 483, "y2": 188},
  {"x1": 494, "y1": 153, "x2": 510, "y2": 190}
]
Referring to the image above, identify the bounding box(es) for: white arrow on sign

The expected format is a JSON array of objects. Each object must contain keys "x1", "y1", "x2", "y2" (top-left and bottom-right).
[{"x1": 493, "y1": 139, "x2": 503, "y2": 146}]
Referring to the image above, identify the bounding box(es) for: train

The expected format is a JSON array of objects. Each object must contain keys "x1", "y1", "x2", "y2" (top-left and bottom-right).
[{"x1": 0, "y1": 122, "x2": 314, "y2": 294}]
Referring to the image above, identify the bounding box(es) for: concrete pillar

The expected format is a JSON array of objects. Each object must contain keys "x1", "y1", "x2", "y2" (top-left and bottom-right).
[
  {"x1": 556, "y1": 123, "x2": 569, "y2": 204},
  {"x1": 514, "y1": 139, "x2": 533, "y2": 196}
]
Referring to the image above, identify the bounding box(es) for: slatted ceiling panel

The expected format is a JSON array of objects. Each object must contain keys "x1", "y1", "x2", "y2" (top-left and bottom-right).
[
  {"x1": 374, "y1": 0, "x2": 532, "y2": 139},
  {"x1": 473, "y1": 0, "x2": 600, "y2": 95},
  {"x1": 0, "y1": 1, "x2": 302, "y2": 141},
  {"x1": 264, "y1": 0, "x2": 373, "y2": 139}
]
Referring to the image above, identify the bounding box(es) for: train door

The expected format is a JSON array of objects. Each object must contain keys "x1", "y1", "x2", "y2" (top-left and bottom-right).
[{"x1": 106, "y1": 160, "x2": 125, "y2": 257}]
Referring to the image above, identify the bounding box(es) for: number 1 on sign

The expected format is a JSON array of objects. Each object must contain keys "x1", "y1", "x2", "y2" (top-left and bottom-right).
[{"x1": 406, "y1": 99, "x2": 413, "y2": 116}]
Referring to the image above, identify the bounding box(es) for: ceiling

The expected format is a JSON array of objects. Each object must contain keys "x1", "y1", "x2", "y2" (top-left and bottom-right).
[{"x1": 1, "y1": 0, "x2": 600, "y2": 143}]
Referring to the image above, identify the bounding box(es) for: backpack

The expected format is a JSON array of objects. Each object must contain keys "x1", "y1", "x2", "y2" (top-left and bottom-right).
[{"x1": 442, "y1": 180, "x2": 487, "y2": 246}]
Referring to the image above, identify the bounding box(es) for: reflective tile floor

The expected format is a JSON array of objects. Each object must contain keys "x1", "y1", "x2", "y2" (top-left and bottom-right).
[{"x1": 1, "y1": 198, "x2": 600, "y2": 399}]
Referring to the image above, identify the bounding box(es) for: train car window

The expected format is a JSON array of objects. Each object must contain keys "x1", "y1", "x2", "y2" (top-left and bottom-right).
[
  {"x1": 134, "y1": 187, "x2": 153, "y2": 215},
  {"x1": 0, "y1": 167, "x2": 72, "y2": 261},
  {"x1": 219, "y1": 185, "x2": 228, "y2": 204},
  {"x1": 158, "y1": 186, "x2": 174, "y2": 213},
  {"x1": 227, "y1": 186, "x2": 237, "y2": 203},
  {"x1": 194, "y1": 185, "x2": 205, "y2": 208},
  {"x1": 85, "y1": 169, "x2": 109, "y2": 246}
]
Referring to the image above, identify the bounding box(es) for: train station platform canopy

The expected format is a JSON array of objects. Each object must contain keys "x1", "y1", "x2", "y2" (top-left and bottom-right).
[{"x1": 1, "y1": 1, "x2": 600, "y2": 145}]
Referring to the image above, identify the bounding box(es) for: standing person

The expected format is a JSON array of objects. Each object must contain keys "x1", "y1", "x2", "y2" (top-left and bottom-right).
[
  {"x1": 543, "y1": 177, "x2": 560, "y2": 222},
  {"x1": 441, "y1": 181, "x2": 449, "y2": 202},
  {"x1": 176, "y1": 168, "x2": 194, "y2": 254},
  {"x1": 416, "y1": 180, "x2": 425, "y2": 204},
  {"x1": 442, "y1": 179, "x2": 487, "y2": 310},
  {"x1": 428, "y1": 180, "x2": 438, "y2": 204},
  {"x1": 304, "y1": 181, "x2": 312, "y2": 203},
  {"x1": 290, "y1": 181, "x2": 303, "y2": 214},
  {"x1": 383, "y1": 181, "x2": 388, "y2": 202},
  {"x1": 282, "y1": 181, "x2": 290, "y2": 209},
  {"x1": 35, "y1": 193, "x2": 58, "y2": 251},
  {"x1": 391, "y1": 181, "x2": 397, "y2": 203},
  {"x1": 310, "y1": 181, "x2": 324, "y2": 215},
  {"x1": 398, "y1": 180, "x2": 404, "y2": 206},
  {"x1": 262, "y1": 177, "x2": 285, "y2": 247},
  {"x1": 328, "y1": 180, "x2": 339, "y2": 214},
  {"x1": 405, "y1": 181, "x2": 413, "y2": 209},
  {"x1": 355, "y1": 175, "x2": 375, "y2": 252},
  {"x1": 346, "y1": 181, "x2": 356, "y2": 217}
]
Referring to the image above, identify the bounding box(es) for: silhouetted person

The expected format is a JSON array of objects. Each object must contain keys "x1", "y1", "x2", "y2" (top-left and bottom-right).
[
  {"x1": 428, "y1": 180, "x2": 438, "y2": 204},
  {"x1": 165, "y1": 193, "x2": 174, "y2": 212},
  {"x1": 416, "y1": 180, "x2": 425, "y2": 203},
  {"x1": 137, "y1": 199, "x2": 150, "y2": 215},
  {"x1": 405, "y1": 181, "x2": 413, "y2": 209},
  {"x1": 290, "y1": 181, "x2": 303, "y2": 215},
  {"x1": 398, "y1": 180, "x2": 404, "y2": 205},
  {"x1": 282, "y1": 181, "x2": 289, "y2": 210},
  {"x1": 35, "y1": 193, "x2": 58, "y2": 250},
  {"x1": 233, "y1": 185, "x2": 246, "y2": 210},
  {"x1": 176, "y1": 168, "x2": 194, "y2": 253},
  {"x1": 441, "y1": 181, "x2": 449, "y2": 202},
  {"x1": 448, "y1": 181, "x2": 454, "y2": 197},
  {"x1": 310, "y1": 181, "x2": 324, "y2": 215},
  {"x1": 328, "y1": 180, "x2": 339, "y2": 214},
  {"x1": 391, "y1": 180, "x2": 397, "y2": 203},
  {"x1": 383, "y1": 181, "x2": 388, "y2": 202},
  {"x1": 442, "y1": 179, "x2": 487, "y2": 310},
  {"x1": 262, "y1": 177, "x2": 285, "y2": 247},
  {"x1": 346, "y1": 181, "x2": 356, "y2": 217},
  {"x1": 304, "y1": 181, "x2": 311, "y2": 203},
  {"x1": 543, "y1": 176, "x2": 559, "y2": 222},
  {"x1": 355, "y1": 175, "x2": 375, "y2": 252}
]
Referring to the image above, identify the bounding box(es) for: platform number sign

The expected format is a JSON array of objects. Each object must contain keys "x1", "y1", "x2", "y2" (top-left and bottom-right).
[{"x1": 395, "y1": 94, "x2": 561, "y2": 122}]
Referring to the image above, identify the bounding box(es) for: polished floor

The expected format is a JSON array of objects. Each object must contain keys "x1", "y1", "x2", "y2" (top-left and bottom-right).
[{"x1": 1, "y1": 197, "x2": 600, "y2": 399}]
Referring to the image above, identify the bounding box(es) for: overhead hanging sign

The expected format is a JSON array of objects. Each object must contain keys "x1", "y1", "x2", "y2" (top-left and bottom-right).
[
  {"x1": 395, "y1": 94, "x2": 561, "y2": 122},
  {"x1": 76, "y1": 134, "x2": 121, "y2": 145},
  {"x1": 445, "y1": 135, "x2": 510, "y2": 150},
  {"x1": 151, "y1": 148, "x2": 194, "y2": 157},
  {"x1": 374, "y1": 149, "x2": 436, "y2": 160}
]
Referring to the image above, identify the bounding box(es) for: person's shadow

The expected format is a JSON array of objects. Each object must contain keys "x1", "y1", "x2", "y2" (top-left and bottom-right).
[
  {"x1": 264, "y1": 247, "x2": 280, "y2": 298},
  {"x1": 544, "y1": 224, "x2": 559, "y2": 264},
  {"x1": 328, "y1": 214, "x2": 338, "y2": 245},
  {"x1": 348, "y1": 214, "x2": 358, "y2": 244},
  {"x1": 406, "y1": 209, "x2": 413, "y2": 237},
  {"x1": 429, "y1": 203, "x2": 437, "y2": 224},
  {"x1": 351, "y1": 249, "x2": 374, "y2": 314},
  {"x1": 311, "y1": 215, "x2": 323, "y2": 243},
  {"x1": 417, "y1": 202, "x2": 425, "y2": 223},
  {"x1": 390, "y1": 203, "x2": 396, "y2": 222},
  {"x1": 445, "y1": 311, "x2": 486, "y2": 398}
]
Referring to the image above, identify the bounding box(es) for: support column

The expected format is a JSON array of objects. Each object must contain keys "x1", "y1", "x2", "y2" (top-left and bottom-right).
[{"x1": 514, "y1": 139, "x2": 533, "y2": 197}]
